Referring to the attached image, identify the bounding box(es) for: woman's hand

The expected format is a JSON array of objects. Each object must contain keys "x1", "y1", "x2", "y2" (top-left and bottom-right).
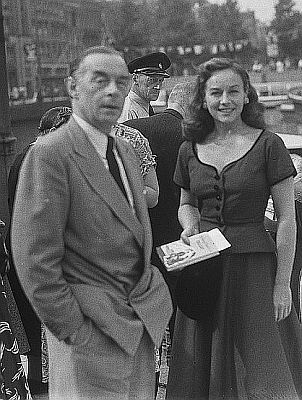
[
  {"x1": 180, "y1": 226, "x2": 199, "y2": 245},
  {"x1": 273, "y1": 283, "x2": 292, "y2": 322}
]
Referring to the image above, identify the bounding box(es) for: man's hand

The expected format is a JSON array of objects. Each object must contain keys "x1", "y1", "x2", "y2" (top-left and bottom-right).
[{"x1": 64, "y1": 318, "x2": 92, "y2": 346}]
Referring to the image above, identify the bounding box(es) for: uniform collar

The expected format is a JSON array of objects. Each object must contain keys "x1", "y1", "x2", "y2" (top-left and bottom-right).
[{"x1": 128, "y1": 90, "x2": 149, "y2": 112}]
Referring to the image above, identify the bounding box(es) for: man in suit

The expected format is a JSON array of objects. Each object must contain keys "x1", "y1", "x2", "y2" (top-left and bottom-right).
[
  {"x1": 118, "y1": 52, "x2": 171, "y2": 122},
  {"x1": 124, "y1": 81, "x2": 194, "y2": 250},
  {"x1": 123, "y1": 82, "x2": 194, "y2": 372},
  {"x1": 11, "y1": 45, "x2": 173, "y2": 400}
]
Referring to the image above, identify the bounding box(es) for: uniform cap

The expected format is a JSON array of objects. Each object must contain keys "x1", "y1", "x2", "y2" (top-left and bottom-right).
[{"x1": 128, "y1": 52, "x2": 171, "y2": 77}]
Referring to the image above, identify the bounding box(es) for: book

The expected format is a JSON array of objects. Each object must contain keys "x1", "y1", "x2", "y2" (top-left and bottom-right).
[
  {"x1": 265, "y1": 196, "x2": 276, "y2": 221},
  {"x1": 156, "y1": 228, "x2": 231, "y2": 272}
]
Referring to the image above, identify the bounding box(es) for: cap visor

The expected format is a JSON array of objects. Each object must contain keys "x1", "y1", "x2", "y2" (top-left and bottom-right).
[{"x1": 146, "y1": 71, "x2": 170, "y2": 77}]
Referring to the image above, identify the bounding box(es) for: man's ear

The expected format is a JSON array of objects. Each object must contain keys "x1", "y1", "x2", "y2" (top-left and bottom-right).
[
  {"x1": 132, "y1": 73, "x2": 139, "y2": 85},
  {"x1": 65, "y1": 76, "x2": 78, "y2": 99}
]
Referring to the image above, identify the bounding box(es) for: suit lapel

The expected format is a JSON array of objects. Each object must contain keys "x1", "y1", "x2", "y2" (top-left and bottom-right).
[{"x1": 67, "y1": 118, "x2": 144, "y2": 247}]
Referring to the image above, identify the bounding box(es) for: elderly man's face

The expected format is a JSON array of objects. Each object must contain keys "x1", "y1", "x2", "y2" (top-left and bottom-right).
[
  {"x1": 134, "y1": 73, "x2": 164, "y2": 102},
  {"x1": 69, "y1": 53, "x2": 130, "y2": 132}
]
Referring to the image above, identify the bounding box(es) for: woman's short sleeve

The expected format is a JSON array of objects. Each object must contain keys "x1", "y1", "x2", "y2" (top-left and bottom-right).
[
  {"x1": 173, "y1": 142, "x2": 191, "y2": 189},
  {"x1": 266, "y1": 133, "x2": 297, "y2": 186}
]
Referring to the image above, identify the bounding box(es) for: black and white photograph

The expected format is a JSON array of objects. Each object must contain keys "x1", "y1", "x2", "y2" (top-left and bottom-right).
[{"x1": 1, "y1": 1, "x2": 302, "y2": 399}]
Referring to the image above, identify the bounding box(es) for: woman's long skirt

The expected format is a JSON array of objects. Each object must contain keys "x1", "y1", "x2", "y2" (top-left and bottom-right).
[{"x1": 166, "y1": 252, "x2": 302, "y2": 400}]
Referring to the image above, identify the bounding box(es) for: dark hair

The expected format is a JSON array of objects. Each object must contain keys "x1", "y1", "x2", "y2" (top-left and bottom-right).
[
  {"x1": 38, "y1": 106, "x2": 72, "y2": 135},
  {"x1": 69, "y1": 46, "x2": 123, "y2": 77},
  {"x1": 183, "y1": 58, "x2": 265, "y2": 143}
]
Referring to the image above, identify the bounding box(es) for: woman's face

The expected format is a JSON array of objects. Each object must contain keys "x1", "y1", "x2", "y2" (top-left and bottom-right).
[{"x1": 204, "y1": 68, "x2": 246, "y2": 125}]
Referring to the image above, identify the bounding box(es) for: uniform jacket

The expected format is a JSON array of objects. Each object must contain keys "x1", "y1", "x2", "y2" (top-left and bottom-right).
[
  {"x1": 118, "y1": 90, "x2": 150, "y2": 123},
  {"x1": 11, "y1": 117, "x2": 173, "y2": 356}
]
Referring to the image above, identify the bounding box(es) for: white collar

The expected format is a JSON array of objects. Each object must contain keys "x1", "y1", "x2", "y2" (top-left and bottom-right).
[{"x1": 73, "y1": 113, "x2": 115, "y2": 159}]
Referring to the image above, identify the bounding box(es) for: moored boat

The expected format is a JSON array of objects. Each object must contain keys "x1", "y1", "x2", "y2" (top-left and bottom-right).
[
  {"x1": 288, "y1": 86, "x2": 302, "y2": 105},
  {"x1": 254, "y1": 82, "x2": 293, "y2": 108},
  {"x1": 275, "y1": 133, "x2": 302, "y2": 150}
]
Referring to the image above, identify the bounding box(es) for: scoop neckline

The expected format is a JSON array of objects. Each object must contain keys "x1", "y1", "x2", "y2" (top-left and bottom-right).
[{"x1": 192, "y1": 129, "x2": 266, "y2": 176}]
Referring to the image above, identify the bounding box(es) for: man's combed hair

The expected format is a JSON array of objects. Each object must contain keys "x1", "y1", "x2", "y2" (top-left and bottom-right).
[
  {"x1": 69, "y1": 46, "x2": 123, "y2": 77},
  {"x1": 168, "y1": 82, "x2": 195, "y2": 112},
  {"x1": 183, "y1": 58, "x2": 266, "y2": 143}
]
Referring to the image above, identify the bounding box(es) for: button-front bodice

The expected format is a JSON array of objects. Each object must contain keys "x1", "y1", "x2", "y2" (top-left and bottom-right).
[{"x1": 174, "y1": 130, "x2": 296, "y2": 253}]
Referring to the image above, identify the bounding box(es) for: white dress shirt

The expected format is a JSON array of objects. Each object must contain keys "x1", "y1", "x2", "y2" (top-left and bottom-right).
[{"x1": 73, "y1": 113, "x2": 134, "y2": 209}]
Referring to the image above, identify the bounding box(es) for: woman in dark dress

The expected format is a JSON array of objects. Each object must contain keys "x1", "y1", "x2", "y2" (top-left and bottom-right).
[
  {"x1": 166, "y1": 58, "x2": 302, "y2": 399},
  {"x1": 0, "y1": 220, "x2": 31, "y2": 399}
]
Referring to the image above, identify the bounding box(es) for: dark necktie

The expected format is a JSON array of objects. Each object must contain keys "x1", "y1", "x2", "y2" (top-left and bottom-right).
[
  {"x1": 149, "y1": 105, "x2": 155, "y2": 116},
  {"x1": 106, "y1": 137, "x2": 128, "y2": 201}
]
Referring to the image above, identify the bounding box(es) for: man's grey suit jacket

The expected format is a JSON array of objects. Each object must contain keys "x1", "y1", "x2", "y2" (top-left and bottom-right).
[{"x1": 11, "y1": 117, "x2": 173, "y2": 356}]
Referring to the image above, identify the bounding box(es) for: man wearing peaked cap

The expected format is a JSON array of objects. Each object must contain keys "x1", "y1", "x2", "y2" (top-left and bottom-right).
[
  {"x1": 118, "y1": 52, "x2": 171, "y2": 122},
  {"x1": 127, "y1": 52, "x2": 171, "y2": 76}
]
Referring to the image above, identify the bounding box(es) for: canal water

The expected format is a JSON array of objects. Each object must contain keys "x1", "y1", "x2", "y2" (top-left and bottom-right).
[{"x1": 264, "y1": 102, "x2": 302, "y2": 136}]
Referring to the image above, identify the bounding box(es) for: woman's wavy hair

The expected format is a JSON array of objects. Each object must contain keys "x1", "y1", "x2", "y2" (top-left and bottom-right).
[{"x1": 183, "y1": 58, "x2": 266, "y2": 143}]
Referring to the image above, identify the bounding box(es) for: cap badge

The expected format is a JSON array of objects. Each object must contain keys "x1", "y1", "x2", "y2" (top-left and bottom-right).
[{"x1": 159, "y1": 63, "x2": 162, "y2": 69}]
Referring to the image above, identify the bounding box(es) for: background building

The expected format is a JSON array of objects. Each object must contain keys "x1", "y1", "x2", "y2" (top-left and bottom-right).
[
  {"x1": 4, "y1": 0, "x2": 300, "y2": 102},
  {"x1": 3, "y1": 0, "x2": 111, "y2": 101}
]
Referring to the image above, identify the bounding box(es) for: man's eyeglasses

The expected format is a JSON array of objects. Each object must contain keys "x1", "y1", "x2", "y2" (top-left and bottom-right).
[{"x1": 140, "y1": 74, "x2": 165, "y2": 86}]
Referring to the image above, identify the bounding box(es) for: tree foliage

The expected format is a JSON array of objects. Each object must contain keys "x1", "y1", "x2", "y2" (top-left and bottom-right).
[
  {"x1": 270, "y1": 0, "x2": 302, "y2": 58},
  {"x1": 193, "y1": 0, "x2": 247, "y2": 44},
  {"x1": 106, "y1": 0, "x2": 257, "y2": 66},
  {"x1": 152, "y1": 0, "x2": 197, "y2": 46},
  {"x1": 107, "y1": 0, "x2": 154, "y2": 49}
]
